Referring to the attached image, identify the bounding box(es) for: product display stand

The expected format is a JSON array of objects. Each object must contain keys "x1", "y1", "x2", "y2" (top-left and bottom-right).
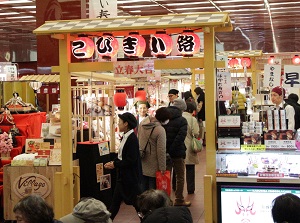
[{"x1": 76, "y1": 142, "x2": 112, "y2": 208}]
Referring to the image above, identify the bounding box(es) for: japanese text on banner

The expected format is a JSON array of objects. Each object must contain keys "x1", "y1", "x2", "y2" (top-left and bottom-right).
[
  {"x1": 283, "y1": 65, "x2": 300, "y2": 88},
  {"x1": 217, "y1": 69, "x2": 231, "y2": 100},
  {"x1": 263, "y1": 64, "x2": 281, "y2": 88},
  {"x1": 89, "y1": 0, "x2": 117, "y2": 19}
]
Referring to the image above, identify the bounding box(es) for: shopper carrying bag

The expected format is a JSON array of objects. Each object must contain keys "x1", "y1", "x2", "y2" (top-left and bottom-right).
[{"x1": 156, "y1": 170, "x2": 171, "y2": 196}]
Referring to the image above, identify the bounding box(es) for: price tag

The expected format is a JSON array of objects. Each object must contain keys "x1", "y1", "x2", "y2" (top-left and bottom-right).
[
  {"x1": 241, "y1": 145, "x2": 266, "y2": 152},
  {"x1": 280, "y1": 140, "x2": 296, "y2": 149},
  {"x1": 265, "y1": 140, "x2": 281, "y2": 149}
]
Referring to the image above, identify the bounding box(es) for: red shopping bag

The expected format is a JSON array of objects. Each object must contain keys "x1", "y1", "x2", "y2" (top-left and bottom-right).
[{"x1": 156, "y1": 170, "x2": 171, "y2": 196}]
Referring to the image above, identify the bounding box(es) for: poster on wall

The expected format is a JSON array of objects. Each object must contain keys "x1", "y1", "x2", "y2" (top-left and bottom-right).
[
  {"x1": 96, "y1": 163, "x2": 104, "y2": 183},
  {"x1": 100, "y1": 174, "x2": 111, "y2": 191}
]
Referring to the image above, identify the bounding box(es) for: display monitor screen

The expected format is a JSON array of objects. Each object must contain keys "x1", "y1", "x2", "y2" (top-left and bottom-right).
[{"x1": 217, "y1": 183, "x2": 300, "y2": 223}]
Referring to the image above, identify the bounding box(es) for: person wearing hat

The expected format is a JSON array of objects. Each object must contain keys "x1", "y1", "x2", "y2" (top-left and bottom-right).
[
  {"x1": 60, "y1": 197, "x2": 112, "y2": 223},
  {"x1": 168, "y1": 89, "x2": 179, "y2": 106},
  {"x1": 271, "y1": 86, "x2": 295, "y2": 130},
  {"x1": 104, "y1": 112, "x2": 142, "y2": 220},
  {"x1": 164, "y1": 98, "x2": 191, "y2": 207}
]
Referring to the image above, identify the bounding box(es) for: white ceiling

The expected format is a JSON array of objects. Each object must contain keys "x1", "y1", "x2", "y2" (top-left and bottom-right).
[{"x1": 0, "y1": 0, "x2": 299, "y2": 62}]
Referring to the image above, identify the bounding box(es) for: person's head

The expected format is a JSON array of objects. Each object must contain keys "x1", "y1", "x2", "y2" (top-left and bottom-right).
[
  {"x1": 272, "y1": 193, "x2": 300, "y2": 223},
  {"x1": 288, "y1": 93, "x2": 299, "y2": 103},
  {"x1": 13, "y1": 194, "x2": 54, "y2": 223},
  {"x1": 271, "y1": 86, "x2": 286, "y2": 106},
  {"x1": 13, "y1": 92, "x2": 19, "y2": 97},
  {"x1": 60, "y1": 197, "x2": 112, "y2": 223},
  {"x1": 168, "y1": 89, "x2": 179, "y2": 102},
  {"x1": 136, "y1": 189, "x2": 172, "y2": 220},
  {"x1": 185, "y1": 101, "x2": 197, "y2": 114},
  {"x1": 172, "y1": 98, "x2": 187, "y2": 112},
  {"x1": 118, "y1": 112, "x2": 137, "y2": 132},
  {"x1": 183, "y1": 91, "x2": 193, "y2": 102},
  {"x1": 194, "y1": 87, "x2": 203, "y2": 95},
  {"x1": 155, "y1": 107, "x2": 171, "y2": 125},
  {"x1": 136, "y1": 101, "x2": 150, "y2": 117}
]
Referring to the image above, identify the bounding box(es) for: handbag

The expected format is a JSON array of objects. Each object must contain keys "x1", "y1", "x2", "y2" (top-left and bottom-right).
[
  {"x1": 156, "y1": 170, "x2": 171, "y2": 196},
  {"x1": 140, "y1": 127, "x2": 155, "y2": 159},
  {"x1": 191, "y1": 116, "x2": 203, "y2": 153}
]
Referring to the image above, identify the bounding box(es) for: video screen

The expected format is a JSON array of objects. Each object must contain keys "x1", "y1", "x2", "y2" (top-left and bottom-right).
[{"x1": 218, "y1": 183, "x2": 300, "y2": 223}]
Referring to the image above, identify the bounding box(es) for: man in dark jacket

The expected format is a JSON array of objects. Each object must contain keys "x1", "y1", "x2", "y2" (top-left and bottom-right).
[
  {"x1": 164, "y1": 98, "x2": 190, "y2": 206},
  {"x1": 285, "y1": 93, "x2": 300, "y2": 130}
]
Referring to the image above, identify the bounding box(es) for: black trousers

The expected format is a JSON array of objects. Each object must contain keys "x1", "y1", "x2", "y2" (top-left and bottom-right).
[
  {"x1": 109, "y1": 183, "x2": 139, "y2": 220},
  {"x1": 186, "y1": 164, "x2": 195, "y2": 193}
]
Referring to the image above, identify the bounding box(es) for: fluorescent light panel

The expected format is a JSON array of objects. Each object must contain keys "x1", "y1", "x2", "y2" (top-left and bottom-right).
[
  {"x1": 0, "y1": 0, "x2": 31, "y2": 4},
  {"x1": 12, "y1": 6, "x2": 36, "y2": 9}
]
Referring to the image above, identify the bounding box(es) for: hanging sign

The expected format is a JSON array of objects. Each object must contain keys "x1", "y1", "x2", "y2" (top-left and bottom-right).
[
  {"x1": 0, "y1": 62, "x2": 17, "y2": 81},
  {"x1": 89, "y1": 0, "x2": 117, "y2": 19},
  {"x1": 217, "y1": 68, "x2": 231, "y2": 101},
  {"x1": 263, "y1": 64, "x2": 281, "y2": 88},
  {"x1": 114, "y1": 60, "x2": 154, "y2": 78},
  {"x1": 283, "y1": 65, "x2": 300, "y2": 88}
]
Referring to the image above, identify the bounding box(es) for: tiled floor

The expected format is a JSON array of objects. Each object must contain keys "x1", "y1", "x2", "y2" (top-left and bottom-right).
[{"x1": 113, "y1": 148, "x2": 206, "y2": 223}]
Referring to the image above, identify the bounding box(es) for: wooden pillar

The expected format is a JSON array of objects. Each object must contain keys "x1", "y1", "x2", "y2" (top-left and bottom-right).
[
  {"x1": 203, "y1": 26, "x2": 217, "y2": 223},
  {"x1": 54, "y1": 33, "x2": 74, "y2": 218}
]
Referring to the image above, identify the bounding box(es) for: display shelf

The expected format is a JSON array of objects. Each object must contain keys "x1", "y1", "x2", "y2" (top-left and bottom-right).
[{"x1": 217, "y1": 176, "x2": 300, "y2": 184}]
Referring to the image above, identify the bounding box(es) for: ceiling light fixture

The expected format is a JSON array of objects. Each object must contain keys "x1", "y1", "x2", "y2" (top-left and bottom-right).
[
  {"x1": 268, "y1": 56, "x2": 275, "y2": 64},
  {"x1": 292, "y1": 55, "x2": 300, "y2": 65}
]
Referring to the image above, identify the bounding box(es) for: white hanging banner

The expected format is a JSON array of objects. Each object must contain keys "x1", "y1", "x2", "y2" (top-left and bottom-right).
[
  {"x1": 89, "y1": 0, "x2": 117, "y2": 19},
  {"x1": 216, "y1": 68, "x2": 231, "y2": 101},
  {"x1": 283, "y1": 65, "x2": 300, "y2": 88},
  {"x1": 263, "y1": 64, "x2": 281, "y2": 88},
  {"x1": 4, "y1": 65, "x2": 18, "y2": 81}
]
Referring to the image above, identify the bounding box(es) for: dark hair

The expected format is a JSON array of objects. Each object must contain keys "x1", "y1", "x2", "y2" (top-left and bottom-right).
[
  {"x1": 155, "y1": 107, "x2": 171, "y2": 122},
  {"x1": 183, "y1": 91, "x2": 194, "y2": 101},
  {"x1": 136, "y1": 189, "x2": 172, "y2": 218},
  {"x1": 194, "y1": 87, "x2": 203, "y2": 95},
  {"x1": 272, "y1": 193, "x2": 300, "y2": 223},
  {"x1": 13, "y1": 195, "x2": 54, "y2": 223},
  {"x1": 185, "y1": 101, "x2": 197, "y2": 113},
  {"x1": 288, "y1": 93, "x2": 299, "y2": 103}
]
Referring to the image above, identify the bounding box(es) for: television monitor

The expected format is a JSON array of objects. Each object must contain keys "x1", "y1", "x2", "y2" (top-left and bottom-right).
[{"x1": 217, "y1": 182, "x2": 300, "y2": 223}]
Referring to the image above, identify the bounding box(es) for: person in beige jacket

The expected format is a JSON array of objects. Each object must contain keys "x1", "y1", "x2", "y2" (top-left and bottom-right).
[
  {"x1": 138, "y1": 107, "x2": 171, "y2": 192},
  {"x1": 182, "y1": 101, "x2": 200, "y2": 194}
]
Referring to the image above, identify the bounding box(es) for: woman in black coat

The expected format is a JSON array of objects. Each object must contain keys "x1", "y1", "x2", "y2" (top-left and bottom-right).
[{"x1": 104, "y1": 112, "x2": 143, "y2": 220}]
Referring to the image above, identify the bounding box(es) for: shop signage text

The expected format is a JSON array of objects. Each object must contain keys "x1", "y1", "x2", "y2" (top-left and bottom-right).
[{"x1": 12, "y1": 173, "x2": 52, "y2": 199}]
